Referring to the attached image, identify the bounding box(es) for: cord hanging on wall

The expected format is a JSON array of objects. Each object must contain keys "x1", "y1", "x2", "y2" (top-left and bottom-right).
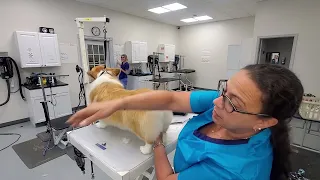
[{"x1": 0, "y1": 56, "x2": 26, "y2": 106}]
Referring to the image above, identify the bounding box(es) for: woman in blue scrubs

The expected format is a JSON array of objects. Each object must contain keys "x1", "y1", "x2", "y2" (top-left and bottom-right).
[
  {"x1": 117, "y1": 54, "x2": 130, "y2": 89},
  {"x1": 68, "y1": 64, "x2": 304, "y2": 180}
]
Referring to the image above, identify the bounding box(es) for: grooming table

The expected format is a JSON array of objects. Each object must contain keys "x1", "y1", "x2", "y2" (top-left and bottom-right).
[
  {"x1": 148, "y1": 78, "x2": 180, "y2": 90},
  {"x1": 67, "y1": 113, "x2": 196, "y2": 180},
  {"x1": 172, "y1": 69, "x2": 196, "y2": 91}
]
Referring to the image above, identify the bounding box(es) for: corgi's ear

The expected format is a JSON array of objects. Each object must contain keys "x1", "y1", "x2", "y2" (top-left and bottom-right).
[
  {"x1": 87, "y1": 70, "x2": 96, "y2": 79},
  {"x1": 112, "y1": 68, "x2": 121, "y2": 76},
  {"x1": 105, "y1": 68, "x2": 121, "y2": 77}
]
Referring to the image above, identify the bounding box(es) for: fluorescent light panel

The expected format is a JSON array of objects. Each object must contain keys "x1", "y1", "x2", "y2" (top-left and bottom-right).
[
  {"x1": 194, "y1": 15, "x2": 213, "y2": 21},
  {"x1": 162, "y1": 3, "x2": 187, "y2": 11},
  {"x1": 148, "y1": 7, "x2": 171, "y2": 14},
  {"x1": 181, "y1": 18, "x2": 198, "y2": 23},
  {"x1": 181, "y1": 15, "x2": 213, "y2": 23},
  {"x1": 148, "y1": 3, "x2": 187, "y2": 14}
]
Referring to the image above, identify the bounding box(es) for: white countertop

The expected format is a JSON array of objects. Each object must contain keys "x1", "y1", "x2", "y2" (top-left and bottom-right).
[{"x1": 67, "y1": 113, "x2": 197, "y2": 180}]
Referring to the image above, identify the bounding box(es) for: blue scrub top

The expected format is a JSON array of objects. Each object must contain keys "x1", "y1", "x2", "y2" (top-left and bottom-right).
[
  {"x1": 119, "y1": 62, "x2": 129, "y2": 80},
  {"x1": 173, "y1": 91, "x2": 273, "y2": 180}
]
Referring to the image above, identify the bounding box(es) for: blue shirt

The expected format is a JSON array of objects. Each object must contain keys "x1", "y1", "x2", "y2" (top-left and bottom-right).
[
  {"x1": 119, "y1": 62, "x2": 129, "y2": 80},
  {"x1": 174, "y1": 91, "x2": 273, "y2": 180}
]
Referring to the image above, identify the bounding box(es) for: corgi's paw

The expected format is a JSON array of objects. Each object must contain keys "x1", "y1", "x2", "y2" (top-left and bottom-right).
[
  {"x1": 140, "y1": 143, "x2": 152, "y2": 154},
  {"x1": 95, "y1": 121, "x2": 107, "y2": 128}
]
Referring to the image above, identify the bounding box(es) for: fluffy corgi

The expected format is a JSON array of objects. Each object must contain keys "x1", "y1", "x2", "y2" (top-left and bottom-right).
[{"x1": 87, "y1": 65, "x2": 172, "y2": 154}]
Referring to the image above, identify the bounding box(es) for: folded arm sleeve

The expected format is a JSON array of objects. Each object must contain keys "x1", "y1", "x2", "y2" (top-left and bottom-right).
[
  {"x1": 124, "y1": 63, "x2": 129, "y2": 70},
  {"x1": 190, "y1": 91, "x2": 219, "y2": 113}
]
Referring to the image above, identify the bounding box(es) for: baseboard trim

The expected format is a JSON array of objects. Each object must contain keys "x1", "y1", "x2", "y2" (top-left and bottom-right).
[
  {"x1": 0, "y1": 105, "x2": 87, "y2": 128},
  {"x1": 0, "y1": 117, "x2": 30, "y2": 128}
]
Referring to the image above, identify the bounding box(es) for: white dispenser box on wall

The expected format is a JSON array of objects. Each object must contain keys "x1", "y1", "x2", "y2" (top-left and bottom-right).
[
  {"x1": 124, "y1": 41, "x2": 148, "y2": 64},
  {"x1": 158, "y1": 44, "x2": 175, "y2": 62}
]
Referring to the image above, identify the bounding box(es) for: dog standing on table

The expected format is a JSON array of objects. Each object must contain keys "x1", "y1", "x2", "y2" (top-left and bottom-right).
[{"x1": 87, "y1": 65, "x2": 172, "y2": 154}]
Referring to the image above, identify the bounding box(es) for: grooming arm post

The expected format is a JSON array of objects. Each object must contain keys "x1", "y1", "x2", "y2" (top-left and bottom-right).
[{"x1": 75, "y1": 16, "x2": 110, "y2": 104}]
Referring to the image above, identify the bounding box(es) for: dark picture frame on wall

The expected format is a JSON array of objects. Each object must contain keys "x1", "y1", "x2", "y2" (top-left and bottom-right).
[
  {"x1": 266, "y1": 52, "x2": 280, "y2": 64},
  {"x1": 271, "y1": 52, "x2": 280, "y2": 64}
]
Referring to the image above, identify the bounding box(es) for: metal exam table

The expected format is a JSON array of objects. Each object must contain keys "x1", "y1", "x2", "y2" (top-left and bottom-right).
[{"x1": 67, "y1": 114, "x2": 196, "y2": 180}]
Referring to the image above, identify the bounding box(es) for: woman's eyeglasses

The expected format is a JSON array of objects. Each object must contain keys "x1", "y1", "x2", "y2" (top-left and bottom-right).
[{"x1": 218, "y1": 81, "x2": 271, "y2": 117}]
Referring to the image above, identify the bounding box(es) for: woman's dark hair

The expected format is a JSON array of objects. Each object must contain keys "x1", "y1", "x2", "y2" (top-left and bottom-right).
[{"x1": 243, "y1": 64, "x2": 304, "y2": 180}]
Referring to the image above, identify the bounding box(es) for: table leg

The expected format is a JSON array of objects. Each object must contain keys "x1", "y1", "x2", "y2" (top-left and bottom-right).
[
  {"x1": 135, "y1": 166, "x2": 156, "y2": 180},
  {"x1": 150, "y1": 167, "x2": 156, "y2": 180},
  {"x1": 135, "y1": 175, "x2": 144, "y2": 180}
]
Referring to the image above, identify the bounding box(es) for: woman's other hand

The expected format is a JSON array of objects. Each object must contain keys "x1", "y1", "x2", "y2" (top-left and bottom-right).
[
  {"x1": 155, "y1": 133, "x2": 163, "y2": 145},
  {"x1": 67, "y1": 100, "x2": 122, "y2": 127}
]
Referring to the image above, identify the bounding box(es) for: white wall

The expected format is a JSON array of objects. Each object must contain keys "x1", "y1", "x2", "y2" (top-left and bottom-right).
[
  {"x1": 253, "y1": 0, "x2": 320, "y2": 95},
  {"x1": 179, "y1": 17, "x2": 255, "y2": 89},
  {"x1": 0, "y1": 0, "x2": 179, "y2": 124}
]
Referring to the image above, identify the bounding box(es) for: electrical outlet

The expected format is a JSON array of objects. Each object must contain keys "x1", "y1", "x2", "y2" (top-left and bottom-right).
[{"x1": 201, "y1": 57, "x2": 210, "y2": 63}]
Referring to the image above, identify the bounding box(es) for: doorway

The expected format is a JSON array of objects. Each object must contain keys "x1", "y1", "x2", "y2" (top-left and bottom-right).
[
  {"x1": 84, "y1": 37, "x2": 115, "y2": 69},
  {"x1": 256, "y1": 35, "x2": 298, "y2": 69}
]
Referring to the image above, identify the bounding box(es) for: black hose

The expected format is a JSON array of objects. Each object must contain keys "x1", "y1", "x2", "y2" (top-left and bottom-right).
[
  {"x1": 0, "y1": 133, "x2": 21, "y2": 151},
  {"x1": 0, "y1": 79, "x2": 10, "y2": 106},
  {"x1": 10, "y1": 58, "x2": 25, "y2": 101},
  {"x1": 75, "y1": 66, "x2": 86, "y2": 112}
]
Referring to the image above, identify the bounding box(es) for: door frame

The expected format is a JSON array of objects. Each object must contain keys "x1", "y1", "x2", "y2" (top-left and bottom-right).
[{"x1": 254, "y1": 34, "x2": 299, "y2": 70}]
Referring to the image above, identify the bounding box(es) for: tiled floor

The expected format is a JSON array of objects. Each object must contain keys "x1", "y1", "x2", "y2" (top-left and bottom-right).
[
  {"x1": 291, "y1": 146, "x2": 320, "y2": 179},
  {"x1": 0, "y1": 121, "x2": 174, "y2": 180}
]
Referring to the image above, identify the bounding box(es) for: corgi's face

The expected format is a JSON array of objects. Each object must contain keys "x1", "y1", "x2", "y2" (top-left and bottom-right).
[{"x1": 87, "y1": 65, "x2": 121, "y2": 80}]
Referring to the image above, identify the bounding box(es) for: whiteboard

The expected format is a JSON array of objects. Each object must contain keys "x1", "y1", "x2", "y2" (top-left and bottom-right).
[
  {"x1": 227, "y1": 45, "x2": 241, "y2": 70},
  {"x1": 113, "y1": 44, "x2": 124, "y2": 64},
  {"x1": 59, "y1": 43, "x2": 79, "y2": 64}
]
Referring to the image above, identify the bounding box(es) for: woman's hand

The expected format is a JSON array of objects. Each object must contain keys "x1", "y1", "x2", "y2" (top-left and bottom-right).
[{"x1": 67, "y1": 100, "x2": 122, "y2": 127}]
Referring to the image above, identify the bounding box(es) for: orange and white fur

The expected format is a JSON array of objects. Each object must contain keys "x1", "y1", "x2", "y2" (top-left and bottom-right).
[{"x1": 87, "y1": 65, "x2": 172, "y2": 154}]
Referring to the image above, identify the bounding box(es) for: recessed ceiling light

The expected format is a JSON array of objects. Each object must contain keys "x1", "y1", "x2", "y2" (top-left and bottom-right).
[
  {"x1": 148, "y1": 7, "x2": 171, "y2": 14},
  {"x1": 162, "y1": 3, "x2": 187, "y2": 11},
  {"x1": 194, "y1": 15, "x2": 213, "y2": 21},
  {"x1": 180, "y1": 18, "x2": 198, "y2": 23}
]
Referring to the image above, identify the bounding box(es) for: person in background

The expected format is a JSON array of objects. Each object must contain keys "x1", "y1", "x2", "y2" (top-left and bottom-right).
[{"x1": 118, "y1": 54, "x2": 130, "y2": 89}]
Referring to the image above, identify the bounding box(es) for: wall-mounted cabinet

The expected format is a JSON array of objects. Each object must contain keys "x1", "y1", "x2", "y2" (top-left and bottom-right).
[
  {"x1": 125, "y1": 41, "x2": 148, "y2": 64},
  {"x1": 158, "y1": 44, "x2": 175, "y2": 62},
  {"x1": 15, "y1": 31, "x2": 61, "y2": 68}
]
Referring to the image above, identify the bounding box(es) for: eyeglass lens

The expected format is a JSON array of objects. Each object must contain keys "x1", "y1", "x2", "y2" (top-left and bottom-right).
[{"x1": 218, "y1": 82, "x2": 234, "y2": 113}]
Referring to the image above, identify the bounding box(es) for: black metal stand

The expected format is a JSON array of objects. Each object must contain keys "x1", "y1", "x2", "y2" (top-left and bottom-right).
[{"x1": 40, "y1": 101, "x2": 53, "y2": 134}]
